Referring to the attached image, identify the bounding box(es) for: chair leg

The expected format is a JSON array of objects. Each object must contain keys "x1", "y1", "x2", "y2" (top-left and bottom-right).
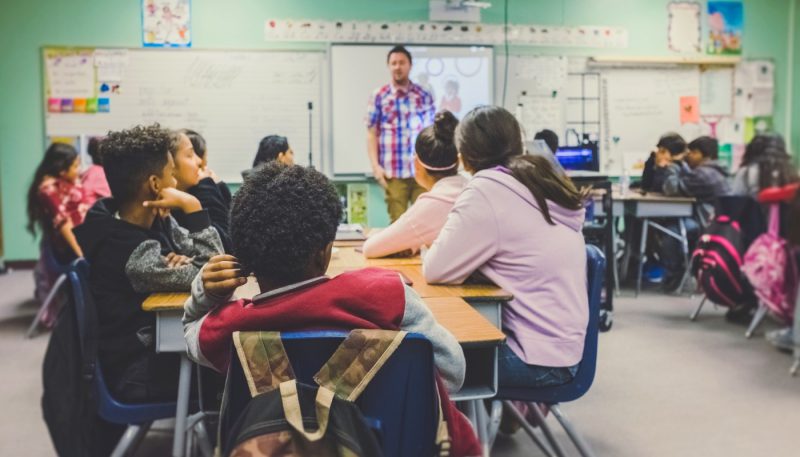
[
  {"x1": 26, "y1": 273, "x2": 67, "y2": 338},
  {"x1": 486, "y1": 400, "x2": 503, "y2": 450},
  {"x1": 525, "y1": 402, "x2": 567, "y2": 457},
  {"x1": 472, "y1": 400, "x2": 489, "y2": 457},
  {"x1": 745, "y1": 304, "x2": 768, "y2": 339},
  {"x1": 636, "y1": 220, "x2": 649, "y2": 297},
  {"x1": 690, "y1": 296, "x2": 707, "y2": 321},
  {"x1": 110, "y1": 422, "x2": 152, "y2": 457},
  {"x1": 502, "y1": 401, "x2": 556, "y2": 457},
  {"x1": 550, "y1": 405, "x2": 597, "y2": 457}
]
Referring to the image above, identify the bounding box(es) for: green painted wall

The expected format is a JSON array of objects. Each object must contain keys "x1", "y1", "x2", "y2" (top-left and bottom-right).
[{"x1": 0, "y1": 0, "x2": 794, "y2": 260}]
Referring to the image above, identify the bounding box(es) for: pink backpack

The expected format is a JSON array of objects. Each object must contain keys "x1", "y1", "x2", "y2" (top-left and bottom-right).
[{"x1": 741, "y1": 204, "x2": 799, "y2": 323}]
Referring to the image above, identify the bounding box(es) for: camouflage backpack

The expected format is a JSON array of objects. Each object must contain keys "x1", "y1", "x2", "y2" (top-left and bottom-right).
[{"x1": 218, "y1": 329, "x2": 450, "y2": 457}]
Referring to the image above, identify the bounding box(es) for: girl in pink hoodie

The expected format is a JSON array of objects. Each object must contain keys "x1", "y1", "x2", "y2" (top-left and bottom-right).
[
  {"x1": 424, "y1": 106, "x2": 588, "y2": 389},
  {"x1": 363, "y1": 110, "x2": 467, "y2": 258}
]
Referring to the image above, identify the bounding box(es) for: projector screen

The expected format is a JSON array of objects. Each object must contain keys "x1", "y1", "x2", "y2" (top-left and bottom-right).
[{"x1": 331, "y1": 45, "x2": 493, "y2": 175}]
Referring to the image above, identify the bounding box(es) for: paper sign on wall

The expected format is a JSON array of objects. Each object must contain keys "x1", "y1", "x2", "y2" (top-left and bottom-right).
[
  {"x1": 46, "y1": 52, "x2": 95, "y2": 99},
  {"x1": 668, "y1": 2, "x2": 701, "y2": 53},
  {"x1": 142, "y1": 0, "x2": 191, "y2": 47},
  {"x1": 680, "y1": 96, "x2": 700, "y2": 124}
]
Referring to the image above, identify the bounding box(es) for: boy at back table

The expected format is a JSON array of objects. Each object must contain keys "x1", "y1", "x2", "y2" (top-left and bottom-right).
[
  {"x1": 182, "y1": 162, "x2": 481, "y2": 456},
  {"x1": 74, "y1": 124, "x2": 223, "y2": 403}
]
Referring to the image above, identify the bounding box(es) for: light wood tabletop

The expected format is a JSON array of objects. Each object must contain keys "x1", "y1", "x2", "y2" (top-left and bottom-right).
[
  {"x1": 425, "y1": 297, "x2": 505, "y2": 344},
  {"x1": 613, "y1": 191, "x2": 696, "y2": 203},
  {"x1": 331, "y1": 246, "x2": 422, "y2": 268}
]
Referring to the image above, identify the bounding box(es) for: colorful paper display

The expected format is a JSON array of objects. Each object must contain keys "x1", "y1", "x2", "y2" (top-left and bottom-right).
[
  {"x1": 679, "y1": 96, "x2": 700, "y2": 124},
  {"x1": 707, "y1": 1, "x2": 743, "y2": 55},
  {"x1": 264, "y1": 19, "x2": 629, "y2": 49},
  {"x1": 143, "y1": 0, "x2": 192, "y2": 47}
]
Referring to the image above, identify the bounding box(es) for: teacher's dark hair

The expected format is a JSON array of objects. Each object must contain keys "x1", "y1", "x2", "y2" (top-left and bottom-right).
[
  {"x1": 456, "y1": 105, "x2": 584, "y2": 225},
  {"x1": 387, "y1": 45, "x2": 412, "y2": 65}
]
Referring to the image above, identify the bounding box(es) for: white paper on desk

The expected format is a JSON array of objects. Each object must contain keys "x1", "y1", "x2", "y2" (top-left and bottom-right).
[
  {"x1": 700, "y1": 67, "x2": 733, "y2": 116},
  {"x1": 668, "y1": 2, "x2": 702, "y2": 53},
  {"x1": 46, "y1": 53, "x2": 95, "y2": 99}
]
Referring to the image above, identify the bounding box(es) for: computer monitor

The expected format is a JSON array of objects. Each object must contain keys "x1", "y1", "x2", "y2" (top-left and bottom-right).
[{"x1": 555, "y1": 143, "x2": 599, "y2": 172}]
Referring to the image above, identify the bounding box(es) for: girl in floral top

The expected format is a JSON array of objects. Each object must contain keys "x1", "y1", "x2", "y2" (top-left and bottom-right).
[{"x1": 27, "y1": 143, "x2": 90, "y2": 303}]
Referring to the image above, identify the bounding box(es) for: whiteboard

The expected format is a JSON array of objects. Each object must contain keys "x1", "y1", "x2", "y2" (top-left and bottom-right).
[
  {"x1": 601, "y1": 68, "x2": 701, "y2": 175},
  {"x1": 331, "y1": 44, "x2": 494, "y2": 175},
  {"x1": 45, "y1": 48, "x2": 325, "y2": 182}
]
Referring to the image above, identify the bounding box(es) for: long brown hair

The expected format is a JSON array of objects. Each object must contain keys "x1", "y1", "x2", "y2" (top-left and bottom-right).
[
  {"x1": 26, "y1": 143, "x2": 78, "y2": 235},
  {"x1": 456, "y1": 105, "x2": 584, "y2": 225}
]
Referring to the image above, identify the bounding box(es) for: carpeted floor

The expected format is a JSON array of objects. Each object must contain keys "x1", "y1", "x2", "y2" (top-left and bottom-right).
[{"x1": 1, "y1": 268, "x2": 796, "y2": 456}]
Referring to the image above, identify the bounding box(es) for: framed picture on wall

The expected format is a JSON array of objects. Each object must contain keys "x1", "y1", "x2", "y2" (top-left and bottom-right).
[{"x1": 142, "y1": 0, "x2": 192, "y2": 47}]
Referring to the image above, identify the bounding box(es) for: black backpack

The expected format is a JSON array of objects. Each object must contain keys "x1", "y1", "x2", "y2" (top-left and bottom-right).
[
  {"x1": 41, "y1": 261, "x2": 123, "y2": 457},
  {"x1": 219, "y1": 330, "x2": 449, "y2": 457},
  {"x1": 690, "y1": 215, "x2": 756, "y2": 308}
]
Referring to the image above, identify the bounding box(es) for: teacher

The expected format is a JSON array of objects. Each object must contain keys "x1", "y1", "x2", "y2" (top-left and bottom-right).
[{"x1": 366, "y1": 45, "x2": 436, "y2": 222}]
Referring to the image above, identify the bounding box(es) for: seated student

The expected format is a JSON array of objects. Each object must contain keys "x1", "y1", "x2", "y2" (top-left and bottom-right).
[
  {"x1": 241, "y1": 134, "x2": 294, "y2": 180},
  {"x1": 182, "y1": 163, "x2": 480, "y2": 456},
  {"x1": 660, "y1": 135, "x2": 731, "y2": 200},
  {"x1": 74, "y1": 124, "x2": 223, "y2": 403},
  {"x1": 655, "y1": 136, "x2": 731, "y2": 290},
  {"x1": 534, "y1": 128, "x2": 559, "y2": 154},
  {"x1": 170, "y1": 130, "x2": 233, "y2": 252},
  {"x1": 181, "y1": 128, "x2": 233, "y2": 206},
  {"x1": 81, "y1": 137, "x2": 111, "y2": 206},
  {"x1": 27, "y1": 143, "x2": 90, "y2": 304},
  {"x1": 423, "y1": 106, "x2": 588, "y2": 393},
  {"x1": 363, "y1": 111, "x2": 467, "y2": 258},
  {"x1": 732, "y1": 133, "x2": 798, "y2": 196},
  {"x1": 637, "y1": 133, "x2": 687, "y2": 192}
]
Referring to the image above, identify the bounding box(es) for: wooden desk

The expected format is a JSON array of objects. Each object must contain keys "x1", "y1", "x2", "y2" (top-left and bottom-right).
[
  {"x1": 594, "y1": 190, "x2": 697, "y2": 296},
  {"x1": 330, "y1": 246, "x2": 422, "y2": 268}
]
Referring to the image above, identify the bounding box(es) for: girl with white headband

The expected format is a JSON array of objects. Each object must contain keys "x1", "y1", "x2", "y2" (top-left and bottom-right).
[{"x1": 363, "y1": 110, "x2": 467, "y2": 258}]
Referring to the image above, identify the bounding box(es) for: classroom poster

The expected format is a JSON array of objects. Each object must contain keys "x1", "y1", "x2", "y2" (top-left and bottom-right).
[
  {"x1": 668, "y1": 2, "x2": 701, "y2": 53},
  {"x1": 707, "y1": 1, "x2": 743, "y2": 55},
  {"x1": 142, "y1": 0, "x2": 191, "y2": 47}
]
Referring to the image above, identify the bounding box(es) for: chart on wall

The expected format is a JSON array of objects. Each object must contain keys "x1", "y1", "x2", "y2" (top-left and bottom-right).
[
  {"x1": 44, "y1": 47, "x2": 325, "y2": 182},
  {"x1": 331, "y1": 45, "x2": 493, "y2": 175}
]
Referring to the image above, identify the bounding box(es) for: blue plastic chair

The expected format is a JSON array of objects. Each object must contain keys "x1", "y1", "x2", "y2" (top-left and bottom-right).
[
  {"x1": 222, "y1": 331, "x2": 438, "y2": 457},
  {"x1": 67, "y1": 259, "x2": 178, "y2": 457},
  {"x1": 491, "y1": 244, "x2": 605, "y2": 457}
]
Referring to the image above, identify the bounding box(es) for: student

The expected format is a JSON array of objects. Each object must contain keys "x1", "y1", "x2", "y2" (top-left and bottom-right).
[
  {"x1": 423, "y1": 106, "x2": 588, "y2": 392},
  {"x1": 362, "y1": 111, "x2": 467, "y2": 258},
  {"x1": 661, "y1": 135, "x2": 731, "y2": 201},
  {"x1": 732, "y1": 133, "x2": 798, "y2": 196},
  {"x1": 81, "y1": 137, "x2": 111, "y2": 206},
  {"x1": 182, "y1": 163, "x2": 480, "y2": 456},
  {"x1": 180, "y1": 128, "x2": 233, "y2": 206},
  {"x1": 638, "y1": 133, "x2": 687, "y2": 192},
  {"x1": 765, "y1": 185, "x2": 800, "y2": 350},
  {"x1": 656, "y1": 136, "x2": 730, "y2": 290},
  {"x1": 170, "y1": 130, "x2": 233, "y2": 253},
  {"x1": 241, "y1": 134, "x2": 294, "y2": 180},
  {"x1": 534, "y1": 129, "x2": 559, "y2": 155},
  {"x1": 27, "y1": 143, "x2": 89, "y2": 303},
  {"x1": 74, "y1": 124, "x2": 223, "y2": 403}
]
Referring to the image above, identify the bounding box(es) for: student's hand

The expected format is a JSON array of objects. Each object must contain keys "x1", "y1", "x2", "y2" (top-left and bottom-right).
[
  {"x1": 165, "y1": 252, "x2": 193, "y2": 268},
  {"x1": 654, "y1": 149, "x2": 672, "y2": 168},
  {"x1": 202, "y1": 254, "x2": 248, "y2": 297},
  {"x1": 387, "y1": 248, "x2": 416, "y2": 258},
  {"x1": 199, "y1": 167, "x2": 221, "y2": 183},
  {"x1": 372, "y1": 164, "x2": 388, "y2": 189},
  {"x1": 144, "y1": 187, "x2": 202, "y2": 214}
]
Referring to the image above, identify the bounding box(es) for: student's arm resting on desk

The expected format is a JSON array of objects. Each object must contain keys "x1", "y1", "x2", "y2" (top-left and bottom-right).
[
  {"x1": 168, "y1": 211, "x2": 224, "y2": 266},
  {"x1": 125, "y1": 211, "x2": 222, "y2": 293},
  {"x1": 400, "y1": 284, "x2": 466, "y2": 392},
  {"x1": 423, "y1": 186, "x2": 497, "y2": 284},
  {"x1": 362, "y1": 200, "x2": 427, "y2": 258}
]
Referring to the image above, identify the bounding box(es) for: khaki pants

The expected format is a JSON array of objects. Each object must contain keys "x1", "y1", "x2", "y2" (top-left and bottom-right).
[{"x1": 384, "y1": 177, "x2": 426, "y2": 222}]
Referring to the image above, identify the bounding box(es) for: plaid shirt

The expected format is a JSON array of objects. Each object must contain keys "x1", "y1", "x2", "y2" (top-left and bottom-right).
[{"x1": 366, "y1": 82, "x2": 435, "y2": 179}]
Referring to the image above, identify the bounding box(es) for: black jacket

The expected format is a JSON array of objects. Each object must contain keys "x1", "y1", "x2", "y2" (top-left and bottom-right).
[{"x1": 74, "y1": 198, "x2": 222, "y2": 382}]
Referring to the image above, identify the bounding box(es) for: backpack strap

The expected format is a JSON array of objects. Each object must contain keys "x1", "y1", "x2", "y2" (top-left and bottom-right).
[
  {"x1": 232, "y1": 331, "x2": 296, "y2": 397},
  {"x1": 313, "y1": 329, "x2": 407, "y2": 401}
]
